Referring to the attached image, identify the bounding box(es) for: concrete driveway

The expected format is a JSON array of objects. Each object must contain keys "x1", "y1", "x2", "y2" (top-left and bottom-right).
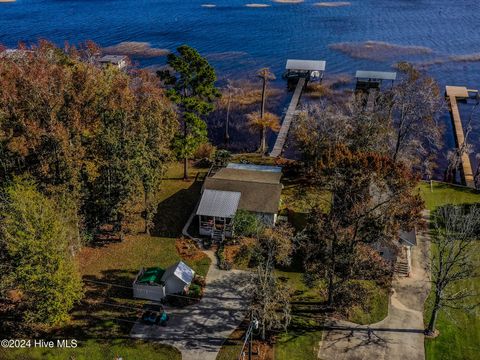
[
  {"x1": 319, "y1": 215, "x2": 432, "y2": 360},
  {"x1": 130, "y1": 250, "x2": 250, "y2": 360}
]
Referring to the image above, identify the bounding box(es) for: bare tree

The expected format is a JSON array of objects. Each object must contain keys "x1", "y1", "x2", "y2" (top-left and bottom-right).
[
  {"x1": 386, "y1": 63, "x2": 444, "y2": 166},
  {"x1": 426, "y1": 204, "x2": 480, "y2": 336}
]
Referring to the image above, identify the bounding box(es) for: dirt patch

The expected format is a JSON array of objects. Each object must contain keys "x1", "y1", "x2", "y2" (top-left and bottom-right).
[
  {"x1": 176, "y1": 238, "x2": 206, "y2": 261},
  {"x1": 329, "y1": 40, "x2": 433, "y2": 61},
  {"x1": 103, "y1": 41, "x2": 169, "y2": 58}
]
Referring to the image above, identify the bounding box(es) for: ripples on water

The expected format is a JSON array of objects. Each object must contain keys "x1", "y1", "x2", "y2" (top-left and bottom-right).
[{"x1": 1, "y1": 0, "x2": 480, "y2": 171}]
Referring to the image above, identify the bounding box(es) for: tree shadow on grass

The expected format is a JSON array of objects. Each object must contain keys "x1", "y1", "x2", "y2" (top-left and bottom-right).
[{"x1": 152, "y1": 179, "x2": 203, "y2": 237}]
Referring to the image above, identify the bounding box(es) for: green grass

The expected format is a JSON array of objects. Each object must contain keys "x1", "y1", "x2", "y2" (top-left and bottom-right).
[
  {"x1": 419, "y1": 181, "x2": 480, "y2": 360},
  {"x1": 347, "y1": 280, "x2": 389, "y2": 325},
  {"x1": 275, "y1": 330, "x2": 323, "y2": 360},
  {"x1": 0, "y1": 339, "x2": 180, "y2": 360},
  {"x1": 418, "y1": 181, "x2": 480, "y2": 211}
]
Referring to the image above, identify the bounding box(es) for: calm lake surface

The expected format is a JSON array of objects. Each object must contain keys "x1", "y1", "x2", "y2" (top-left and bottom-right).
[{"x1": 1, "y1": 0, "x2": 480, "y2": 173}]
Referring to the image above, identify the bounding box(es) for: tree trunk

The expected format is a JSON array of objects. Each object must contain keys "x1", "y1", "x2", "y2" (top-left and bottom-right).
[
  {"x1": 426, "y1": 293, "x2": 441, "y2": 335},
  {"x1": 261, "y1": 78, "x2": 266, "y2": 119},
  {"x1": 183, "y1": 157, "x2": 188, "y2": 181},
  {"x1": 260, "y1": 126, "x2": 266, "y2": 154}
]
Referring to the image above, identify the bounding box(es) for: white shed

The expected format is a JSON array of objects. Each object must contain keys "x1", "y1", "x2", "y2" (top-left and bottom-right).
[
  {"x1": 132, "y1": 261, "x2": 195, "y2": 301},
  {"x1": 161, "y1": 261, "x2": 195, "y2": 295}
]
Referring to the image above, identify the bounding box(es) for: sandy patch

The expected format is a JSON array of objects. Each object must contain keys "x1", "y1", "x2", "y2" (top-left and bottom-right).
[
  {"x1": 201, "y1": 3, "x2": 216, "y2": 7},
  {"x1": 103, "y1": 41, "x2": 169, "y2": 58},
  {"x1": 315, "y1": 1, "x2": 351, "y2": 6},
  {"x1": 418, "y1": 53, "x2": 480, "y2": 67},
  {"x1": 0, "y1": 0, "x2": 16, "y2": 2},
  {"x1": 329, "y1": 40, "x2": 432, "y2": 61},
  {"x1": 245, "y1": 3, "x2": 271, "y2": 7},
  {"x1": 273, "y1": 0, "x2": 304, "y2": 3}
]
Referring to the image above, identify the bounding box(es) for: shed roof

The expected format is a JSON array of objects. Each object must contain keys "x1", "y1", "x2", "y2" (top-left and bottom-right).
[
  {"x1": 161, "y1": 261, "x2": 195, "y2": 285},
  {"x1": 286, "y1": 59, "x2": 326, "y2": 72},
  {"x1": 227, "y1": 163, "x2": 282, "y2": 173},
  {"x1": 355, "y1": 70, "x2": 397, "y2": 81},
  {"x1": 196, "y1": 189, "x2": 241, "y2": 217},
  {"x1": 399, "y1": 229, "x2": 417, "y2": 246},
  {"x1": 99, "y1": 55, "x2": 128, "y2": 64},
  {"x1": 203, "y1": 178, "x2": 282, "y2": 214},
  {"x1": 213, "y1": 168, "x2": 282, "y2": 184}
]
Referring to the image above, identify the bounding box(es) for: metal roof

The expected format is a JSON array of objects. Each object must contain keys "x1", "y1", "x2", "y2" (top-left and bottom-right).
[
  {"x1": 161, "y1": 261, "x2": 195, "y2": 285},
  {"x1": 355, "y1": 70, "x2": 397, "y2": 81},
  {"x1": 196, "y1": 189, "x2": 241, "y2": 218},
  {"x1": 286, "y1": 59, "x2": 326, "y2": 72},
  {"x1": 399, "y1": 229, "x2": 417, "y2": 246},
  {"x1": 227, "y1": 163, "x2": 282, "y2": 173}
]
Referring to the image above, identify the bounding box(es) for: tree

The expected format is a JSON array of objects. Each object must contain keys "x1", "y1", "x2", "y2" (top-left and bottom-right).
[
  {"x1": 158, "y1": 45, "x2": 220, "y2": 180},
  {"x1": 297, "y1": 147, "x2": 424, "y2": 305},
  {"x1": 0, "y1": 178, "x2": 84, "y2": 327},
  {"x1": 386, "y1": 62, "x2": 444, "y2": 166},
  {"x1": 247, "y1": 68, "x2": 278, "y2": 154},
  {"x1": 247, "y1": 111, "x2": 280, "y2": 154},
  {"x1": 425, "y1": 204, "x2": 480, "y2": 336}
]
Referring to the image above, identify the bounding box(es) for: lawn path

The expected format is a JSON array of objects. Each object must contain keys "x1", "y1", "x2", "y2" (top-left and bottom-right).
[
  {"x1": 319, "y1": 211, "x2": 431, "y2": 360},
  {"x1": 130, "y1": 250, "x2": 250, "y2": 360}
]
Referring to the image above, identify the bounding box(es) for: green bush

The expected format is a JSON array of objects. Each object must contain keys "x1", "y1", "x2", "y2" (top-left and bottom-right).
[{"x1": 233, "y1": 210, "x2": 263, "y2": 237}]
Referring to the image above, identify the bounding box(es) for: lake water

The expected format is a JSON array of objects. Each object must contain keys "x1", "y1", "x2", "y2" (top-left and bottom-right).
[{"x1": 1, "y1": 0, "x2": 480, "y2": 175}]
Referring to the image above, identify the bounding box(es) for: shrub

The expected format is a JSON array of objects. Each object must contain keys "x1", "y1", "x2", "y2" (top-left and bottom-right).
[
  {"x1": 194, "y1": 142, "x2": 216, "y2": 160},
  {"x1": 233, "y1": 210, "x2": 264, "y2": 237},
  {"x1": 214, "y1": 149, "x2": 231, "y2": 166}
]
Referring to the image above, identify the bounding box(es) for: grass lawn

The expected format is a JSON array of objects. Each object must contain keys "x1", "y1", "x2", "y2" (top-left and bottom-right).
[
  {"x1": 419, "y1": 181, "x2": 480, "y2": 360},
  {"x1": 3, "y1": 162, "x2": 210, "y2": 360},
  {"x1": 0, "y1": 340, "x2": 181, "y2": 360},
  {"x1": 418, "y1": 181, "x2": 480, "y2": 211},
  {"x1": 275, "y1": 330, "x2": 322, "y2": 360}
]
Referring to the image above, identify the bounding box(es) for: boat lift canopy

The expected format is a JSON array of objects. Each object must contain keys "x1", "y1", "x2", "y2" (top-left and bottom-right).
[
  {"x1": 355, "y1": 70, "x2": 397, "y2": 81},
  {"x1": 284, "y1": 59, "x2": 326, "y2": 81}
]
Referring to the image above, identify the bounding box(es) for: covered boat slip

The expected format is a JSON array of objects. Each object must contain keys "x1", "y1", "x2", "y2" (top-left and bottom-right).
[
  {"x1": 355, "y1": 70, "x2": 397, "y2": 91},
  {"x1": 196, "y1": 189, "x2": 240, "y2": 237},
  {"x1": 284, "y1": 59, "x2": 326, "y2": 81}
]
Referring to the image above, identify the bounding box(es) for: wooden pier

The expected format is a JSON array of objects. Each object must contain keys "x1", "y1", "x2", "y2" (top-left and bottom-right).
[
  {"x1": 445, "y1": 86, "x2": 476, "y2": 188},
  {"x1": 270, "y1": 77, "x2": 306, "y2": 157}
]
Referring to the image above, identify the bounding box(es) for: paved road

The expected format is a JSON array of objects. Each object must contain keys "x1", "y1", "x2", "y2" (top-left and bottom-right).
[
  {"x1": 319, "y1": 215, "x2": 431, "y2": 360},
  {"x1": 130, "y1": 250, "x2": 250, "y2": 360}
]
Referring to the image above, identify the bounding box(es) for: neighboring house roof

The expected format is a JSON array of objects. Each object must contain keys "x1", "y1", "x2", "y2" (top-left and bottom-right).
[
  {"x1": 196, "y1": 189, "x2": 241, "y2": 217},
  {"x1": 203, "y1": 177, "x2": 282, "y2": 214},
  {"x1": 161, "y1": 261, "x2": 195, "y2": 285},
  {"x1": 399, "y1": 229, "x2": 417, "y2": 246},
  {"x1": 213, "y1": 168, "x2": 282, "y2": 184},
  {"x1": 226, "y1": 163, "x2": 282, "y2": 173}
]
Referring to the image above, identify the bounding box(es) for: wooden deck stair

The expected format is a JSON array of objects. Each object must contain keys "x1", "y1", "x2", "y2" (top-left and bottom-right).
[{"x1": 270, "y1": 77, "x2": 306, "y2": 158}]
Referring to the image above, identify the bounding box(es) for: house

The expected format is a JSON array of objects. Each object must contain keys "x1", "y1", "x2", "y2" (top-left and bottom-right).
[
  {"x1": 196, "y1": 163, "x2": 283, "y2": 240},
  {"x1": 375, "y1": 229, "x2": 417, "y2": 277},
  {"x1": 133, "y1": 261, "x2": 195, "y2": 301},
  {"x1": 98, "y1": 55, "x2": 128, "y2": 69}
]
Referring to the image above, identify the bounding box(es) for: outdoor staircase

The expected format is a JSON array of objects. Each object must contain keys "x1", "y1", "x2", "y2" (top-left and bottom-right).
[
  {"x1": 211, "y1": 229, "x2": 224, "y2": 243},
  {"x1": 395, "y1": 260, "x2": 410, "y2": 277}
]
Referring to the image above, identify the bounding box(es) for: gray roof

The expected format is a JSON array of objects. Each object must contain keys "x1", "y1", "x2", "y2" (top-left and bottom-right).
[
  {"x1": 227, "y1": 163, "x2": 282, "y2": 173},
  {"x1": 355, "y1": 70, "x2": 397, "y2": 81},
  {"x1": 286, "y1": 59, "x2": 326, "y2": 72},
  {"x1": 213, "y1": 168, "x2": 282, "y2": 184},
  {"x1": 99, "y1": 55, "x2": 128, "y2": 64},
  {"x1": 196, "y1": 189, "x2": 241, "y2": 217},
  {"x1": 161, "y1": 261, "x2": 195, "y2": 285},
  {"x1": 399, "y1": 229, "x2": 417, "y2": 246},
  {"x1": 203, "y1": 178, "x2": 281, "y2": 214}
]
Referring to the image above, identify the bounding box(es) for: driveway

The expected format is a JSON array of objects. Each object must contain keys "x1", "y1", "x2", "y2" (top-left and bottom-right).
[
  {"x1": 130, "y1": 250, "x2": 250, "y2": 360},
  {"x1": 319, "y1": 213, "x2": 431, "y2": 360}
]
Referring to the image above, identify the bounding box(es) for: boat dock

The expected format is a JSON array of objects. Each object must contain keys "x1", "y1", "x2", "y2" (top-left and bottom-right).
[
  {"x1": 270, "y1": 59, "x2": 326, "y2": 157},
  {"x1": 445, "y1": 86, "x2": 476, "y2": 188}
]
